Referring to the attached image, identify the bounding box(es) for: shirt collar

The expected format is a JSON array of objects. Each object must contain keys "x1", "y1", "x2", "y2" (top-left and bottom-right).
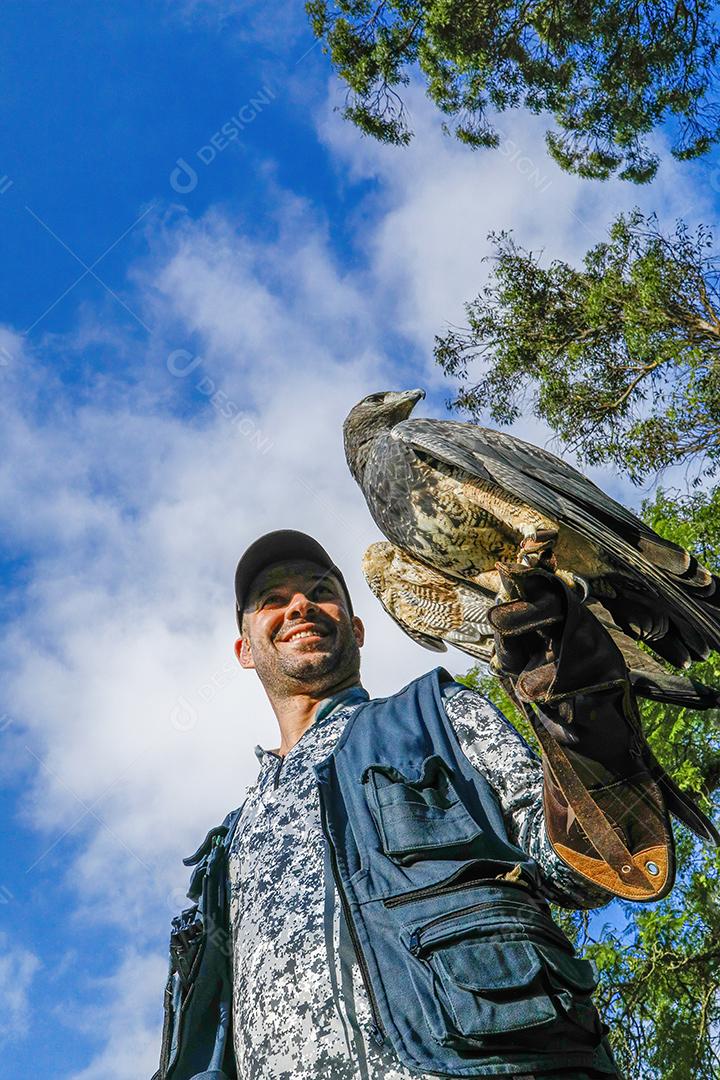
[
  {"x1": 313, "y1": 684, "x2": 369, "y2": 725},
  {"x1": 253, "y1": 684, "x2": 369, "y2": 763}
]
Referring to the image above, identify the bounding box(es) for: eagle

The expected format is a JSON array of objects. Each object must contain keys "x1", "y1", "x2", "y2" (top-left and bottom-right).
[
  {"x1": 344, "y1": 389, "x2": 720, "y2": 843},
  {"x1": 344, "y1": 389, "x2": 720, "y2": 669}
]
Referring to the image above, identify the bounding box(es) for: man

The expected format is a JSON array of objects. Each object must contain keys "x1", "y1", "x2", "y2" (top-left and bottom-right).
[{"x1": 156, "y1": 529, "x2": 668, "y2": 1080}]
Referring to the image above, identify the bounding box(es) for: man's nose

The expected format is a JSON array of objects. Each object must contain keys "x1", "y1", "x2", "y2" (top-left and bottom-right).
[{"x1": 286, "y1": 592, "x2": 317, "y2": 618}]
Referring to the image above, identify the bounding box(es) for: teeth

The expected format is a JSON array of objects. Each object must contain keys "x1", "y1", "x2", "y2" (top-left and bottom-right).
[{"x1": 285, "y1": 630, "x2": 322, "y2": 642}]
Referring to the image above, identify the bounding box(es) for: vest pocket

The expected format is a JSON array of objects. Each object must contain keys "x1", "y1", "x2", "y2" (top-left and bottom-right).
[
  {"x1": 362, "y1": 756, "x2": 483, "y2": 865},
  {"x1": 438, "y1": 940, "x2": 556, "y2": 1035},
  {"x1": 404, "y1": 901, "x2": 601, "y2": 1052}
]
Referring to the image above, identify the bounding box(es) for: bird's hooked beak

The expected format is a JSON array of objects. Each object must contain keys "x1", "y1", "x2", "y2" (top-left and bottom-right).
[
  {"x1": 344, "y1": 387, "x2": 427, "y2": 480},
  {"x1": 390, "y1": 388, "x2": 425, "y2": 417}
]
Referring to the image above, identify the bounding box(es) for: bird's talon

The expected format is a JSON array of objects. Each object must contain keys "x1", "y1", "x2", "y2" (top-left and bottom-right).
[{"x1": 558, "y1": 571, "x2": 590, "y2": 603}]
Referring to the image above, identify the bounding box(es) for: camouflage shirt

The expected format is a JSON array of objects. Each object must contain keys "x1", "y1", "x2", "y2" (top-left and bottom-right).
[{"x1": 227, "y1": 683, "x2": 611, "y2": 1080}]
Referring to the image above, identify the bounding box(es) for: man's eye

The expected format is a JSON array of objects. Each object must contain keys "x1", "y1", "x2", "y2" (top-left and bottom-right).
[
  {"x1": 260, "y1": 593, "x2": 284, "y2": 607},
  {"x1": 313, "y1": 584, "x2": 335, "y2": 598}
]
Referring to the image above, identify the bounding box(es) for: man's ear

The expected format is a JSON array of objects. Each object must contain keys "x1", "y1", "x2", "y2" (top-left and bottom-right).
[
  {"x1": 352, "y1": 615, "x2": 365, "y2": 648},
  {"x1": 235, "y1": 636, "x2": 255, "y2": 670}
]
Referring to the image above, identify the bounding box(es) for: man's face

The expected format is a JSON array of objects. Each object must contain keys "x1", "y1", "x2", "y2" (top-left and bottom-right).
[{"x1": 235, "y1": 559, "x2": 364, "y2": 695}]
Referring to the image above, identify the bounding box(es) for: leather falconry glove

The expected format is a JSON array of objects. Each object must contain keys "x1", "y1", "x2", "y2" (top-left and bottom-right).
[
  {"x1": 489, "y1": 561, "x2": 643, "y2": 774},
  {"x1": 487, "y1": 554, "x2": 681, "y2": 902}
]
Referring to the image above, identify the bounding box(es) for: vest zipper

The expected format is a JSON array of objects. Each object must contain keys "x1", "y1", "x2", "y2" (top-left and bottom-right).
[
  {"x1": 408, "y1": 900, "x2": 571, "y2": 957},
  {"x1": 319, "y1": 798, "x2": 387, "y2": 1046},
  {"x1": 384, "y1": 871, "x2": 532, "y2": 908}
]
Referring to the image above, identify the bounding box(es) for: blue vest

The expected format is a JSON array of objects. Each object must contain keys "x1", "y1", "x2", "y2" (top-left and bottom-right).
[
  {"x1": 314, "y1": 667, "x2": 616, "y2": 1077},
  {"x1": 155, "y1": 668, "x2": 616, "y2": 1079}
]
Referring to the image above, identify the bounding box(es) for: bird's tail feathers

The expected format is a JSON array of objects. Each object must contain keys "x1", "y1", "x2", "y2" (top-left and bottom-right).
[
  {"x1": 604, "y1": 584, "x2": 714, "y2": 667},
  {"x1": 629, "y1": 670, "x2": 720, "y2": 711},
  {"x1": 643, "y1": 746, "x2": 720, "y2": 845}
]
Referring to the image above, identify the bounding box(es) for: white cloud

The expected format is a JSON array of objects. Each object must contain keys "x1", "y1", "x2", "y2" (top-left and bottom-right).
[
  {"x1": 0, "y1": 932, "x2": 41, "y2": 1043},
  {"x1": 317, "y1": 80, "x2": 718, "y2": 361},
  {"x1": 1, "y1": 189, "x2": 438, "y2": 942},
  {"x1": 174, "y1": 0, "x2": 307, "y2": 50}
]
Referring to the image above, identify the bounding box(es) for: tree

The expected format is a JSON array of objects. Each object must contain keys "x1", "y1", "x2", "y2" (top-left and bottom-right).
[
  {"x1": 459, "y1": 485, "x2": 720, "y2": 1079},
  {"x1": 305, "y1": 1, "x2": 720, "y2": 183},
  {"x1": 434, "y1": 209, "x2": 720, "y2": 482}
]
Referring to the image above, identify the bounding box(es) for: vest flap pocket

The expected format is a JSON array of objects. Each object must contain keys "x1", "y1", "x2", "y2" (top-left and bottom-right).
[
  {"x1": 363, "y1": 756, "x2": 483, "y2": 863},
  {"x1": 402, "y1": 895, "x2": 603, "y2": 1049},
  {"x1": 435, "y1": 941, "x2": 556, "y2": 1035},
  {"x1": 439, "y1": 940, "x2": 541, "y2": 991}
]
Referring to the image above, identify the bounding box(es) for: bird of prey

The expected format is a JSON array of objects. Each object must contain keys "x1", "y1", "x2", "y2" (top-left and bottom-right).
[
  {"x1": 344, "y1": 389, "x2": 720, "y2": 843},
  {"x1": 344, "y1": 389, "x2": 720, "y2": 670}
]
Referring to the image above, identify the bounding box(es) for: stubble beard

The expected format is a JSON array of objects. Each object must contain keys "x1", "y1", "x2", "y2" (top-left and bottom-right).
[{"x1": 254, "y1": 626, "x2": 360, "y2": 698}]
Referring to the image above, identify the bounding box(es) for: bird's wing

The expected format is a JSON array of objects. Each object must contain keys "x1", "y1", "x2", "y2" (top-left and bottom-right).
[
  {"x1": 588, "y1": 601, "x2": 720, "y2": 709},
  {"x1": 362, "y1": 543, "x2": 495, "y2": 659},
  {"x1": 397, "y1": 420, "x2": 695, "y2": 570},
  {"x1": 396, "y1": 418, "x2": 720, "y2": 658},
  {"x1": 362, "y1": 544, "x2": 447, "y2": 652}
]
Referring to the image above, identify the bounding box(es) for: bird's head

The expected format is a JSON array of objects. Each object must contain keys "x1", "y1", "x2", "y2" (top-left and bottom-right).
[{"x1": 343, "y1": 389, "x2": 425, "y2": 481}]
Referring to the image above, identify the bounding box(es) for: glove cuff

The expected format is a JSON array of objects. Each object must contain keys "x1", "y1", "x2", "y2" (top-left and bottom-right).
[{"x1": 537, "y1": 729, "x2": 675, "y2": 901}]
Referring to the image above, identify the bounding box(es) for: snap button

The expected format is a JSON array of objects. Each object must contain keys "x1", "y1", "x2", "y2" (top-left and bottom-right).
[{"x1": 646, "y1": 861, "x2": 660, "y2": 876}]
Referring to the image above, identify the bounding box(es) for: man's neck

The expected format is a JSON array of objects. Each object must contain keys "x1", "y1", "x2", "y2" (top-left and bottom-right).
[{"x1": 268, "y1": 674, "x2": 363, "y2": 756}]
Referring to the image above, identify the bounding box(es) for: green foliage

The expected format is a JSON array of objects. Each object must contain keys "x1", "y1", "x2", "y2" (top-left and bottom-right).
[
  {"x1": 435, "y1": 210, "x2": 720, "y2": 482},
  {"x1": 457, "y1": 486, "x2": 720, "y2": 1078},
  {"x1": 306, "y1": 1, "x2": 720, "y2": 182}
]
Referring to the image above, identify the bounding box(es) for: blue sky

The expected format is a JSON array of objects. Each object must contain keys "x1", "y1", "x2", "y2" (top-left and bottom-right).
[{"x1": 2, "y1": 4, "x2": 720, "y2": 1077}]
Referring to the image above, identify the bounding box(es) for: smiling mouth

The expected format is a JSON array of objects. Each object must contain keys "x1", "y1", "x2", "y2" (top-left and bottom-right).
[{"x1": 279, "y1": 627, "x2": 329, "y2": 644}]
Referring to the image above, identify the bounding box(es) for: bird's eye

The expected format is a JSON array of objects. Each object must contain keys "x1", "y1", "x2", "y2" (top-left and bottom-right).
[{"x1": 364, "y1": 392, "x2": 386, "y2": 404}]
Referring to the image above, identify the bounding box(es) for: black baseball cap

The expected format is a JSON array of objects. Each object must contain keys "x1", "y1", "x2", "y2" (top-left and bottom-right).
[{"x1": 234, "y1": 529, "x2": 353, "y2": 631}]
